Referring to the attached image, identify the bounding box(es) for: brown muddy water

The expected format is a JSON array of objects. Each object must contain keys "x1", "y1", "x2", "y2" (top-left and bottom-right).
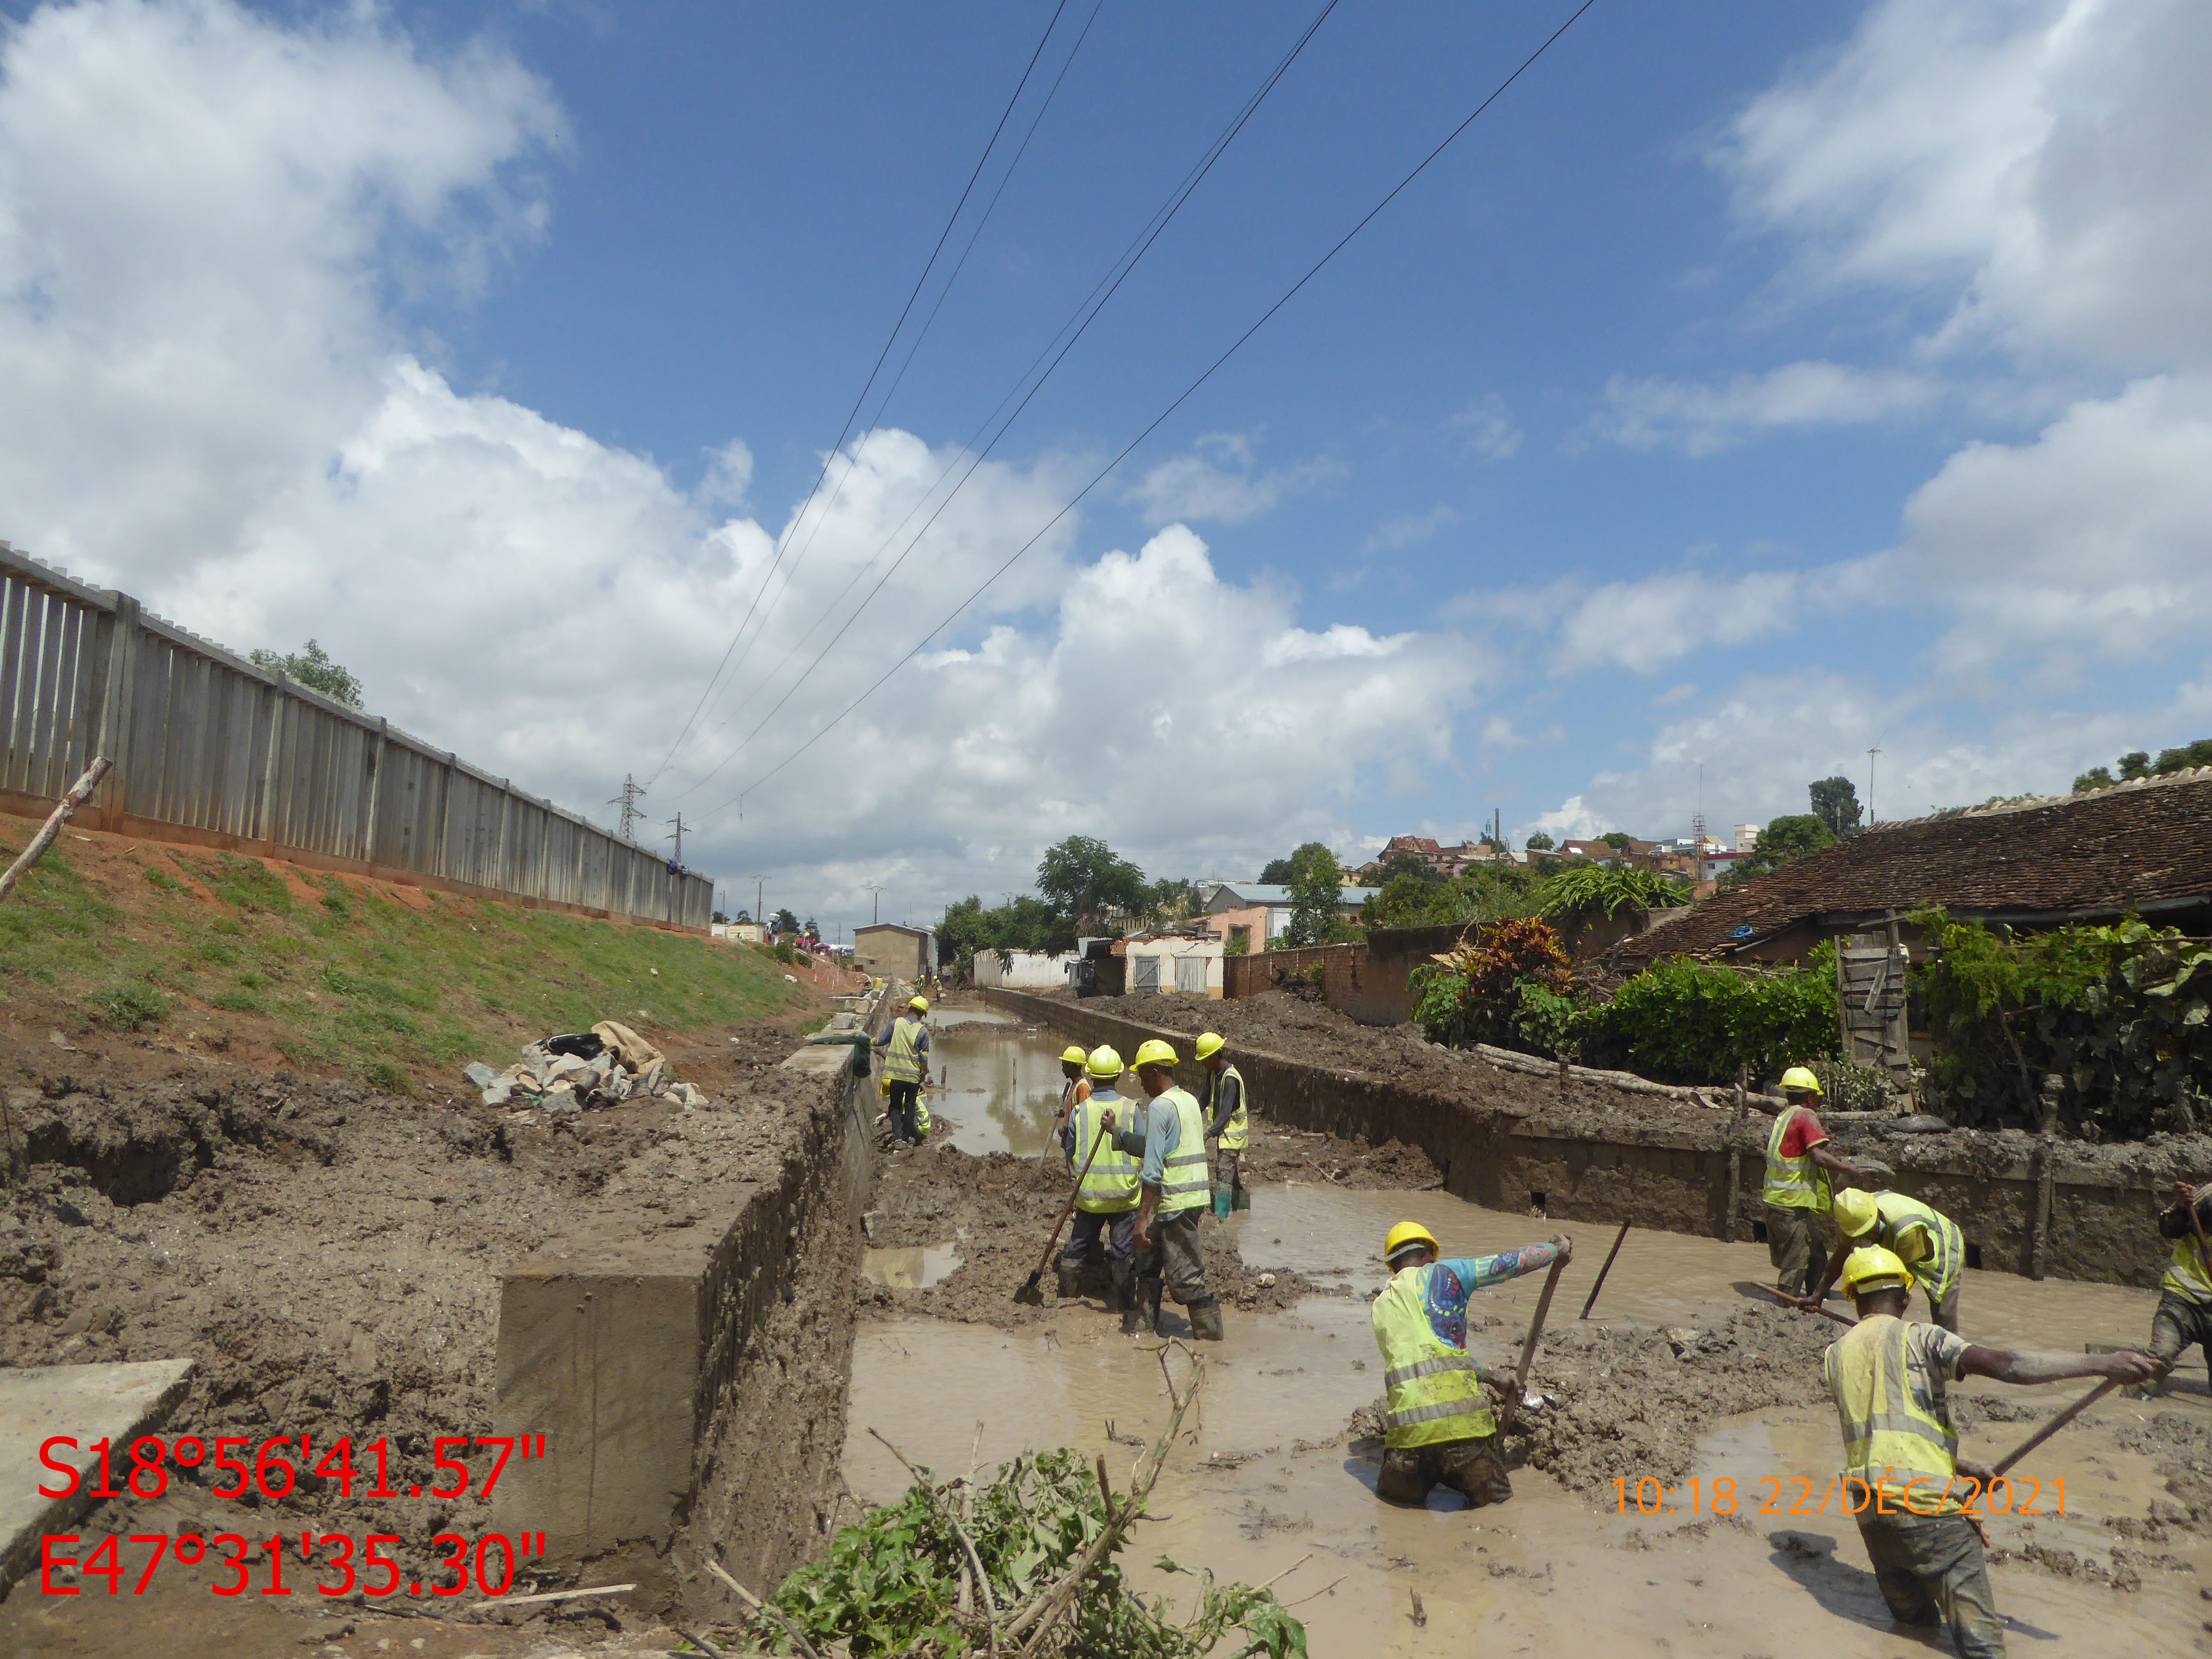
[{"x1": 853, "y1": 1011, "x2": 2212, "y2": 1654}]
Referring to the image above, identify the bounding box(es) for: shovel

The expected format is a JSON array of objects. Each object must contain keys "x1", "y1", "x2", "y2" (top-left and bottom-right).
[
  {"x1": 1500, "y1": 1251, "x2": 1569, "y2": 1426},
  {"x1": 1014, "y1": 1126, "x2": 1103, "y2": 1306}
]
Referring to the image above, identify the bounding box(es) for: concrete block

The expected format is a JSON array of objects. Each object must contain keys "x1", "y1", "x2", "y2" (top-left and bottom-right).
[{"x1": 0, "y1": 1358, "x2": 194, "y2": 1593}]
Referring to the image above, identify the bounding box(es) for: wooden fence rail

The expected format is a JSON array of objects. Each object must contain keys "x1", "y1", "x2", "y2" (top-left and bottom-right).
[{"x1": 0, "y1": 542, "x2": 711, "y2": 929}]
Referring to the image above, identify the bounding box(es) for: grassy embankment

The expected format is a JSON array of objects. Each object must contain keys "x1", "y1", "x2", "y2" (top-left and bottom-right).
[{"x1": 0, "y1": 818, "x2": 814, "y2": 1091}]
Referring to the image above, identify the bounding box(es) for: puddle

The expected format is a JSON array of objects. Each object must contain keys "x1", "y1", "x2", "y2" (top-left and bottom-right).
[
  {"x1": 861, "y1": 1244, "x2": 962, "y2": 1289},
  {"x1": 927, "y1": 1012, "x2": 1073, "y2": 1157}
]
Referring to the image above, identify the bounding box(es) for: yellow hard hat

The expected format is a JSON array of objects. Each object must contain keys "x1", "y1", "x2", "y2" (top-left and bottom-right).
[
  {"x1": 1195, "y1": 1031, "x2": 1225, "y2": 1061},
  {"x1": 1383, "y1": 1221, "x2": 1440, "y2": 1265},
  {"x1": 1779, "y1": 1065, "x2": 1823, "y2": 1097},
  {"x1": 1086, "y1": 1045, "x2": 1125, "y2": 1079},
  {"x1": 1839, "y1": 1244, "x2": 1912, "y2": 1296},
  {"x1": 1833, "y1": 1188, "x2": 1878, "y2": 1238},
  {"x1": 909, "y1": 996, "x2": 929, "y2": 1013},
  {"x1": 1060, "y1": 1045, "x2": 1087, "y2": 1065},
  {"x1": 1131, "y1": 1037, "x2": 1180, "y2": 1071}
]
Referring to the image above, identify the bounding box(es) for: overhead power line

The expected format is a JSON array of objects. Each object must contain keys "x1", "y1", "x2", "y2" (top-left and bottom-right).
[
  {"x1": 666, "y1": 0, "x2": 1344, "y2": 804},
  {"x1": 700, "y1": 0, "x2": 1602, "y2": 820},
  {"x1": 649, "y1": 0, "x2": 1077, "y2": 786}
]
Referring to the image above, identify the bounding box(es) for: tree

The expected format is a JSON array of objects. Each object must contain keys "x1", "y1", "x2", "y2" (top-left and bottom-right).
[
  {"x1": 803, "y1": 917, "x2": 821, "y2": 942},
  {"x1": 1257, "y1": 857, "x2": 1298, "y2": 886},
  {"x1": 733, "y1": 909, "x2": 752, "y2": 924},
  {"x1": 1036, "y1": 836, "x2": 1148, "y2": 930},
  {"x1": 2155, "y1": 739, "x2": 2212, "y2": 774},
  {"x1": 1376, "y1": 850, "x2": 1441, "y2": 887},
  {"x1": 1724, "y1": 814, "x2": 1837, "y2": 887},
  {"x1": 1599, "y1": 831, "x2": 1632, "y2": 850},
  {"x1": 249, "y1": 639, "x2": 362, "y2": 708},
  {"x1": 1809, "y1": 776, "x2": 1862, "y2": 838},
  {"x1": 2073, "y1": 766, "x2": 2115, "y2": 794},
  {"x1": 937, "y1": 894, "x2": 1068, "y2": 975},
  {"x1": 1284, "y1": 842, "x2": 1345, "y2": 947},
  {"x1": 1535, "y1": 864, "x2": 1688, "y2": 920},
  {"x1": 1524, "y1": 832, "x2": 1555, "y2": 851},
  {"x1": 772, "y1": 907, "x2": 800, "y2": 936},
  {"x1": 2118, "y1": 750, "x2": 2153, "y2": 780},
  {"x1": 1138, "y1": 876, "x2": 1197, "y2": 929}
]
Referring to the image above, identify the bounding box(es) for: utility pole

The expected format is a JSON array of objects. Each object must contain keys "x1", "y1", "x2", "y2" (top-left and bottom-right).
[
  {"x1": 754, "y1": 875, "x2": 765, "y2": 928},
  {"x1": 609, "y1": 773, "x2": 647, "y2": 842},
  {"x1": 1692, "y1": 763, "x2": 1706, "y2": 885},
  {"x1": 1867, "y1": 743, "x2": 1883, "y2": 826},
  {"x1": 868, "y1": 886, "x2": 883, "y2": 926},
  {"x1": 665, "y1": 811, "x2": 685, "y2": 870}
]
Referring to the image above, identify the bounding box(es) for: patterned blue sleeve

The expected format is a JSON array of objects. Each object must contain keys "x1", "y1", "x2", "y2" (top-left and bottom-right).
[{"x1": 1436, "y1": 1246, "x2": 1557, "y2": 1294}]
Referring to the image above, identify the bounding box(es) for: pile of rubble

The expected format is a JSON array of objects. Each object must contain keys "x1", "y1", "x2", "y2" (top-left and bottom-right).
[{"x1": 461, "y1": 1020, "x2": 712, "y2": 1112}]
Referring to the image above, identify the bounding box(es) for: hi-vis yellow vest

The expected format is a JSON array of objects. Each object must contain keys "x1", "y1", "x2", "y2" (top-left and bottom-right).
[
  {"x1": 881, "y1": 1016, "x2": 925, "y2": 1085},
  {"x1": 2165, "y1": 1233, "x2": 2212, "y2": 1303},
  {"x1": 1214, "y1": 1063, "x2": 1250, "y2": 1152},
  {"x1": 1822, "y1": 1315, "x2": 1961, "y2": 1514},
  {"x1": 1763, "y1": 1105, "x2": 1831, "y2": 1214},
  {"x1": 1154, "y1": 1088, "x2": 1212, "y2": 1216},
  {"x1": 1870, "y1": 1193, "x2": 1963, "y2": 1300},
  {"x1": 1071, "y1": 1092, "x2": 1139, "y2": 1215},
  {"x1": 1373, "y1": 1263, "x2": 1495, "y2": 1450}
]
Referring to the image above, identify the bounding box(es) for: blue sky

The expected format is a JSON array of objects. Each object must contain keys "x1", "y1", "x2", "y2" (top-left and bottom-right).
[{"x1": 4, "y1": 0, "x2": 2208, "y2": 935}]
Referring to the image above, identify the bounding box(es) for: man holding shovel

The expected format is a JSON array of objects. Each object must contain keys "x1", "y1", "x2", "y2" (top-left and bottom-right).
[
  {"x1": 1370, "y1": 1221, "x2": 1570, "y2": 1508},
  {"x1": 1100, "y1": 1038, "x2": 1223, "y2": 1340},
  {"x1": 1057, "y1": 1046, "x2": 1142, "y2": 1328},
  {"x1": 1823, "y1": 1244, "x2": 2156, "y2": 1659}
]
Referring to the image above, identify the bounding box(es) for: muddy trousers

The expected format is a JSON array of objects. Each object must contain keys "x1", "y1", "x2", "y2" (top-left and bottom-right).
[
  {"x1": 886, "y1": 1083, "x2": 922, "y2": 1144},
  {"x1": 1063, "y1": 1210, "x2": 1137, "y2": 1272},
  {"x1": 1855, "y1": 1512, "x2": 2005, "y2": 1659},
  {"x1": 1137, "y1": 1209, "x2": 1213, "y2": 1328},
  {"x1": 2149, "y1": 1290, "x2": 2212, "y2": 1371},
  {"x1": 1765, "y1": 1204, "x2": 1826, "y2": 1298},
  {"x1": 1376, "y1": 1434, "x2": 1512, "y2": 1509}
]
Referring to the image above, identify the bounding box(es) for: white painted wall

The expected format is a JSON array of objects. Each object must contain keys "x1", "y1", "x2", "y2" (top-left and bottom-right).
[
  {"x1": 971, "y1": 950, "x2": 1078, "y2": 989},
  {"x1": 1121, "y1": 937, "x2": 1225, "y2": 998}
]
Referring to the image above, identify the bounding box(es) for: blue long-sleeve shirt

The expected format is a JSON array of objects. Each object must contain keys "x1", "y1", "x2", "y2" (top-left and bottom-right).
[
  {"x1": 1106, "y1": 1089, "x2": 1193, "y2": 1187},
  {"x1": 1411, "y1": 1247, "x2": 1559, "y2": 1350}
]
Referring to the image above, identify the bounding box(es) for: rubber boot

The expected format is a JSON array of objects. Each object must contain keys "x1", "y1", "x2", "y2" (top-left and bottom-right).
[
  {"x1": 1055, "y1": 1261, "x2": 1082, "y2": 1299},
  {"x1": 1138, "y1": 1275, "x2": 1163, "y2": 1335},
  {"x1": 1188, "y1": 1297, "x2": 1225, "y2": 1341},
  {"x1": 1111, "y1": 1262, "x2": 1140, "y2": 1334}
]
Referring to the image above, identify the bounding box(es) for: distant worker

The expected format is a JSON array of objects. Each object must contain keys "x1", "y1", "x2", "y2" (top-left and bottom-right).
[
  {"x1": 1195, "y1": 1032, "x2": 1249, "y2": 1215},
  {"x1": 2147, "y1": 1180, "x2": 2212, "y2": 1381},
  {"x1": 1371, "y1": 1222, "x2": 1570, "y2": 1509},
  {"x1": 1101, "y1": 1039, "x2": 1222, "y2": 1340},
  {"x1": 1803, "y1": 1188, "x2": 1965, "y2": 1331},
  {"x1": 1823, "y1": 1245, "x2": 2155, "y2": 1658},
  {"x1": 1764, "y1": 1066, "x2": 1870, "y2": 1299},
  {"x1": 873, "y1": 995, "x2": 932, "y2": 1148},
  {"x1": 1060, "y1": 1045, "x2": 1142, "y2": 1330},
  {"x1": 1052, "y1": 1045, "x2": 1091, "y2": 1136}
]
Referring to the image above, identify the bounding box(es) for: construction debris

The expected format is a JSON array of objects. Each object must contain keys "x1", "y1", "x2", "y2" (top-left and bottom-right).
[{"x1": 462, "y1": 1019, "x2": 712, "y2": 1111}]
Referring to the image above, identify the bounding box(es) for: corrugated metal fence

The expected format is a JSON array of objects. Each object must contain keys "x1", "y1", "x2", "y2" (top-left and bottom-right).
[{"x1": 0, "y1": 542, "x2": 711, "y2": 929}]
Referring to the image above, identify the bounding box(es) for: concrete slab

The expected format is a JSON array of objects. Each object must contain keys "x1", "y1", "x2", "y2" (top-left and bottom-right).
[{"x1": 0, "y1": 1358, "x2": 194, "y2": 1594}]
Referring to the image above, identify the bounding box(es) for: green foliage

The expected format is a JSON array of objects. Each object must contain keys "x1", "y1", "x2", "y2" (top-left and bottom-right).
[
  {"x1": 1569, "y1": 950, "x2": 1841, "y2": 1086},
  {"x1": 88, "y1": 982, "x2": 168, "y2": 1031},
  {"x1": 247, "y1": 638, "x2": 363, "y2": 708},
  {"x1": 1409, "y1": 919, "x2": 1575, "y2": 1052},
  {"x1": 1524, "y1": 831, "x2": 1555, "y2": 851},
  {"x1": 937, "y1": 893, "x2": 1071, "y2": 975},
  {"x1": 1809, "y1": 776, "x2": 1862, "y2": 838},
  {"x1": 1221, "y1": 929, "x2": 1249, "y2": 957},
  {"x1": 1361, "y1": 863, "x2": 1542, "y2": 931},
  {"x1": 1723, "y1": 814, "x2": 1837, "y2": 888},
  {"x1": 774, "y1": 1447, "x2": 1302, "y2": 1658},
  {"x1": 1598, "y1": 830, "x2": 1631, "y2": 850},
  {"x1": 2118, "y1": 750, "x2": 2152, "y2": 780},
  {"x1": 772, "y1": 907, "x2": 801, "y2": 936},
  {"x1": 1534, "y1": 863, "x2": 1688, "y2": 920},
  {"x1": 1807, "y1": 1057, "x2": 1891, "y2": 1113},
  {"x1": 2075, "y1": 738, "x2": 2212, "y2": 794},
  {"x1": 1282, "y1": 842, "x2": 1345, "y2": 947},
  {"x1": 2072, "y1": 765, "x2": 2115, "y2": 794},
  {"x1": 1257, "y1": 857, "x2": 1297, "y2": 886},
  {"x1": 1911, "y1": 909, "x2": 2212, "y2": 1137},
  {"x1": 1037, "y1": 835, "x2": 1149, "y2": 928}
]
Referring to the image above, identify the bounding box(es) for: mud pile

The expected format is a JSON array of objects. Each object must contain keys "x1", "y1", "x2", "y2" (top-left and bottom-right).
[{"x1": 1237, "y1": 1124, "x2": 1439, "y2": 1190}]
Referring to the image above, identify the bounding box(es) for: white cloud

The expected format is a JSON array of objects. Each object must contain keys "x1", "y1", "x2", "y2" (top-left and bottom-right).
[
  {"x1": 1450, "y1": 394, "x2": 1522, "y2": 461},
  {"x1": 1592, "y1": 361, "x2": 1941, "y2": 455},
  {"x1": 1359, "y1": 503, "x2": 1458, "y2": 558},
  {"x1": 1551, "y1": 571, "x2": 1800, "y2": 675},
  {"x1": 0, "y1": 0, "x2": 1492, "y2": 922},
  {"x1": 1125, "y1": 431, "x2": 1342, "y2": 525}
]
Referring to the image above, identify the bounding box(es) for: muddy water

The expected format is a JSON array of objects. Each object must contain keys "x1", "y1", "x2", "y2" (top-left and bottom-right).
[
  {"x1": 858, "y1": 1012, "x2": 2212, "y2": 1650},
  {"x1": 926, "y1": 1007, "x2": 1070, "y2": 1157}
]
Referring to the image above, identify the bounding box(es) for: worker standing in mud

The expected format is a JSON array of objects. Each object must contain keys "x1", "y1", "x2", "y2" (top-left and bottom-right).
[
  {"x1": 873, "y1": 995, "x2": 932, "y2": 1148},
  {"x1": 1764, "y1": 1066, "x2": 1871, "y2": 1299},
  {"x1": 2145, "y1": 1180, "x2": 2212, "y2": 1380},
  {"x1": 1371, "y1": 1221, "x2": 1570, "y2": 1508},
  {"x1": 1823, "y1": 1244, "x2": 2155, "y2": 1658},
  {"x1": 1100, "y1": 1038, "x2": 1223, "y2": 1340},
  {"x1": 1801, "y1": 1188, "x2": 1965, "y2": 1331},
  {"x1": 1195, "y1": 1032, "x2": 1249, "y2": 1214},
  {"x1": 1059, "y1": 1045, "x2": 1143, "y2": 1329},
  {"x1": 1052, "y1": 1045, "x2": 1090, "y2": 1136}
]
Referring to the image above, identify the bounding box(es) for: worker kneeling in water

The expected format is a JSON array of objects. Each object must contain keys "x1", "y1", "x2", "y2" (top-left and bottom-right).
[
  {"x1": 1823, "y1": 1244, "x2": 2155, "y2": 1658},
  {"x1": 1370, "y1": 1221, "x2": 1570, "y2": 1508}
]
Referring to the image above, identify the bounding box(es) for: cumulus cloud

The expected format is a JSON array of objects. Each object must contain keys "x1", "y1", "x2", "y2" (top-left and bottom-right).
[
  {"x1": 1125, "y1": 431, "x2": 1342, "y2": 525},
  {"x1": 1551, "y1": 570, "x2": 1801, "y2": 675},
  {"x1": 1592, "y1": 361, "x2": 1941, "y2": 455}
]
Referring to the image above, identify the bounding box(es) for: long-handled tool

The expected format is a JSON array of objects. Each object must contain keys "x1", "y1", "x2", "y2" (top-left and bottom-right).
[
  {"x1": 1501, "y1": 1252, "x2": 1569, "y2": 1425},
  {"x1": 1014, "y1": 1128, "x2": 1102, "y2": 1306},
  {"x1": 1757, "y1": 1283, "x2": 1855, "y2": 1327},
  {"x1": 1990, "y1": 1378, "x2": 2122, "y2": 1477},
  {"x1": 1578, "y1": 1221, "x2": 1631, "y2": 1320}
]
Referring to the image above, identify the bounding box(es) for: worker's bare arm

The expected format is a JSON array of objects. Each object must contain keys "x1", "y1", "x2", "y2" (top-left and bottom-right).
[
  {"x1": 1797, "y1": 1241, "x2": 1854, "y2": 1311},
  {"x1": 1806, "y1": 1142, "x2": 1866, "y2": 1182},
  {"x1": 1959, "y1": 1346, "x2": 2160, "y2": 1386}
]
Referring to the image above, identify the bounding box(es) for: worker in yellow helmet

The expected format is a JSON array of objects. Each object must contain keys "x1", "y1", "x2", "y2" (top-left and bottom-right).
[
  {"x1": 1099, "y1": 1038, "x2": 1221, "y2": 1339},
  {"x1": 1823, "y1": 1244, "x2": 2153, "y2": 1656},
  {"x1": 1052, "y1": 1045, "x2": 1091, "y2": 1139},
  {"x1": 1195, "y1": 1032, "x2": 1249, "y2": 1216},
  {"x1": 1059, "y1": 1046, "x2": 1143, "y2": 1327},
  {"x1": 1371, "y1": 1220, "x2": 1571, "y2": 1509},
  {"x1": 1803, "y1": 1189, "x2": 1966, "y2": 1331},
  {"x1": 872, "y1": 995, "x2": 932, "y2": 1148},
  {"x1": 1763, "y1": 1065, "x2": 1872, "y2": 1300}
]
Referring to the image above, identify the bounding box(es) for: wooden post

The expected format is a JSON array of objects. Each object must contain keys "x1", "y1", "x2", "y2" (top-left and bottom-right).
[
  {"x1": 1724, "y1": 1068, "x2": 1748, "y2": 1242},
  {"x1": 0, "y1": 757, "x2": 112, "y2": 902},
  {"x1": 2029, "y1": 1074, "x2": 2061, "y2": 1281}
]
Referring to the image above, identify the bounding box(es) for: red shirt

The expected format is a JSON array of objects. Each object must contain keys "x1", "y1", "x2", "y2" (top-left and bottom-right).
[{"x1": 1778, "y1": 1105, "x2": 1828, "y2": 1159}]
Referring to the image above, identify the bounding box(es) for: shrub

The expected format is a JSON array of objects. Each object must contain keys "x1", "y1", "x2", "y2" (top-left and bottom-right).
[
  {"x1": 1569, "y1": 951, "x2": 1839, "y2": 1086},
  {"x1": 1535, "y1": 864, "x2": 1688, "y2": 920},
  {"x1": 1410, "y1": 918, "x2": 1576, "y2": 1052},
  {"x1": 89, "y1": 983, "x2": 168, "y2": 1031}
]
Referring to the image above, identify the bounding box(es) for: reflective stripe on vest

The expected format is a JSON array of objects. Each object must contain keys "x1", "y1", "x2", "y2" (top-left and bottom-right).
[
  {"x1": 1873, "y1": 1194, "x2": 1963, "y2": 1299},
  {"x1": 2165, "y1": 1233, "x2": 2212, "y2": 1303},
  {"x1": 1072, "y1": 1093, "x2": 1140, "y2": 1215},
  {"x1": 881, "y1": 1017, "x2": 925, "y2": 1084},
  {"x1": 1155, "y1": 1088, "x2": 1212, "y2": 1215},
  {"x1": 1823, "y1": 1316, "x2": 1958, "y2": 1505},
  {"x1": 1372, "y1": 1263, "x2": 1495, "y2": 1449},
  {"x1": 1763, "y1": 1105, "x2": 1830, "y2": 1214},
  {"x1": 1214, "y1": 1063, "x2": 1250, "y2": 1151}
]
